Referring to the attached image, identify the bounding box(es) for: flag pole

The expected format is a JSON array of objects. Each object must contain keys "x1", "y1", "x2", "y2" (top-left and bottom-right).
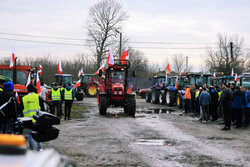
[{"x1": 13, "y1": 57, "x2": 17, "y2": 84}]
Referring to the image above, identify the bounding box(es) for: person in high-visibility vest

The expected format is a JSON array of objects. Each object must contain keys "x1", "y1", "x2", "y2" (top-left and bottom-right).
[
  {"x1": 51, "y1": 83, "x2": 62, "y2": 118},
  {"x1": 20, "y1": 84, "x2": 44, "y2": 151},
  {"x1": 62, "y1": 83, "x2": 75, "y2": 120},
  {"x1": 184, "y1": 85, "x2": 191, "y2": 113},
  {"x1": 58, "y1": 83, "x2": 64, "y2": 117}
]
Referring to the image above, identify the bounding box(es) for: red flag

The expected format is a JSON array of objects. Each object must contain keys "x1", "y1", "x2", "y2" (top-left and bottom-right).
[
  {"x1": 9, "y1": 53, "x2": 16, "y2": 70},
  {"x1": 213, "y1": 72, "x2": 216, "y2": 78},
  {"x1": 120, "y1": 46, "x2": 129, "y2": 64},
  {"x1": 26, "y1": 72, "x2": 31, "y2": 87},
  {"x1": 175, "y1": 77, "x2": 179, "y2": 90},
  {"x1": 235, "y1": 73, "x2": 239, "y2": 82},
  {"x1": 107, "y1": 47, "x2": 114, "y2": 67},
  {"x1": 179, "y1": 71, "x2": 183, "y2": 77},
  {"x1": 15, "y1": 92, "x2": 20, "y2": 104},
  {"x1": 165, "y1": 64, "x2": 171, "y2": 74},
  {"x1": 94, "y1": 63, "x2": 105, "y2": 75},
  {"x1": 36, "y1": 72, "x2": 41, "y2": 94},
  {"x1": 73, "y1": 79, "x2": 81, "y2": 89},
  {"x1": 38, "y1": 64, "x2": 42, "y2": 75},
  {"x1": 57, "y1": 61, "x2": 63, "y2": 75}
]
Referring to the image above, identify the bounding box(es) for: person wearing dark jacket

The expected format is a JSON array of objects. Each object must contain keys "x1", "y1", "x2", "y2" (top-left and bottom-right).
[
  {"x1": 51, "y1": 83, "x2": 63, "y2": 118},
  {"x1": 199, "y1": 88, "x2": 211, "y2": 122},
  {"x1": 221, "y1": 83, "x2": 233, "y2": 130},
  {"x1": 244, "y1": 87, "x2": 250, "y2": 126},
  {"x1": 0, "y1": 81, "x2": 17, "y2": 133},
  {"x1": 232, "y1": 86, "x2": 246, "y2": 128},
  {"x1": 210, "y1": 86, "x2": 219, "y2": 121},
  {"x1": 62, "y1": 83, "x2": 75, "y2": 120}
]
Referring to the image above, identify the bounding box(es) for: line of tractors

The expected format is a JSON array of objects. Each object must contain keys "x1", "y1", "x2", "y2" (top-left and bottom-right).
[{"x1": 138, "y1": 71, "x2": 250, "y2": 109}]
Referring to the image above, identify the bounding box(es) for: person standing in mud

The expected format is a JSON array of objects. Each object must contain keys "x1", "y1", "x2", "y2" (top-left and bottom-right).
[
  {"x1": 199, "y1": 87, "x2": 211, "y2": 122},
  {"x1": 184, "y1": 85, "x2": 191, "y2": 113},
  {"x1": 210, "y1": 86, "x2": 219, "y2": 121},
  {"x1": 221, "y1": 83, "x2": 233, "y2": 130}
]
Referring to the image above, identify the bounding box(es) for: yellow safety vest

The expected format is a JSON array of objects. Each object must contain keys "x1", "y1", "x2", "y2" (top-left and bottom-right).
[
  {"x1": 218, "y1": 91, "x2": 222, "y2": 101},
  {"x1": 22, "y1": 93, "x2": 40, "y2": 122},
  {"x1": 64, "y1": 88, "x2": 73, "y2": 100},
  {"x1": 195, "y1": 91, "x2": 200, "y2": 100},
  {"x1": 0, "y1": 88, "x2": 3, "y2": 91},
  {"x1": 52, "y1": 89, "x2": 61, "y2": 101}
]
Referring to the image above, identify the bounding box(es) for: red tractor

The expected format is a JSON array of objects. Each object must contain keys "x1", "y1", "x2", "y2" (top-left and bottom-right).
[{"x1": 97, "y1": 60, "x2": 136, "y2": 117}]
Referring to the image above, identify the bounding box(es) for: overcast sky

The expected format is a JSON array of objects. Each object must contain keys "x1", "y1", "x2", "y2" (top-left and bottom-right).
[{"x1": 0, "y1": 0, "x2": 250, "y2": 71}]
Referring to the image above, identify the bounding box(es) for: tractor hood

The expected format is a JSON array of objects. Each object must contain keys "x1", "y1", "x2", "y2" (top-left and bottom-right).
[{"x1": 112, "y1": 83, "x2": 124, "y2": 96}]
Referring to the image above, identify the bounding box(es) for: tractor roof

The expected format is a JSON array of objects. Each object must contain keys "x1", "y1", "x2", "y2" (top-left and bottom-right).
[
  {"x1": 220, "y1": 76, "x2": 234, "y2": 79},
  {"x1": 187, "y1": 72, "x2": 211, "y2": 76},
  {"x1": 0, "y1": 65, "x2": 31, "y2": 71}
]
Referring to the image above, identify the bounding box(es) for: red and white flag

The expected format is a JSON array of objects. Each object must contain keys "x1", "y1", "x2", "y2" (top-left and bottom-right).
[
  {"x1": 26, "y1": 72, "x2": 31, "y2": 87},
  {"x1": 213, "y1": 72, "x2": 216, "y2": 77},
  {"x1": 120, "y1": 46, "x2": 129, "y2": 64},
  {"x1": 73, "y1": 79, "x2": 81, "y2": 89},
  {"x1": 57, "y1": 60, "x2": 63, "y2": 75},
  {"x1": 9, "y1": 52, "x2": 16, "y2": 70},
  {"x1": 36, "y1": 72, "x2": 41, "y2": 94},
  {"x1": 179, "y1": 71, "x2": 183, "y2": 77},
  {"x1": 165, "y1": 63, "x2": 171, "y2": 74},
  {"x1": 235, "y1": 73, "x2": 239, "y2": 82},
  {"x1": 15, "y1": 92, "x2": 20, "y2": 104},
  {"x1": 107, "y1": 47, "x2": 114, "y2": 67},
  {"x1": 38, "y1": 64, "x2": 42, "y2": 75},
  {"x1": 94, "y1": 63, "x2": 105, "y2": 75},
  {"x1": 78, "y1": 68, "x2": 84, "y2": 77},
  {"x1": 175, "y1": 77, "x2": 179, "y2": 90},
  {"x1": 231, "y1": 68, "x2": 234, "y2": 76}
]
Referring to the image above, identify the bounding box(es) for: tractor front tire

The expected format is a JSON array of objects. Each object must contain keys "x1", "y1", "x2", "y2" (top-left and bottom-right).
[
  {"x1": 126, "y1": 95, "x2": 136, "y2": 117},
  {"x1": 152, "y1": 89, "x2": 159, "y2": 104},
  {"x1": 145, "y1": 91, "x2": 151, "y2": 102},
  {"x1": 86, "y1": 84, "x2": 97, "y2": 97},
  {"x1": 99, "y1": 95, "x2": 107, "y2": 115},
  {"x1": 75, "y1": 93, "x2": 84, "y2": 101}
]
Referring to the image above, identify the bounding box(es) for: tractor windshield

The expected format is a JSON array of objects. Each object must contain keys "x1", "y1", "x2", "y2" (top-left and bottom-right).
[
  {"x1": 111, "y1": 71, "x2": 125, "y2": 84},
  {"x1": 156, "y1": 77, "x2": 165, "y2": 84},
  {"x1": 55, "y1": 76, "x2": 73, "y2": 84},
  {"x1": 0, "y1": 69, "x2": 27, "y2": 85},
  {"x1": 242, "y1": 78, "x2": 250, "y2": 88}
]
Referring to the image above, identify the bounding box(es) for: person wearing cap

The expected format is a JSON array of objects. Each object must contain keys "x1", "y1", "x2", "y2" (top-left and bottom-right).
[
  {"x1": 232, "y1": 86, "x2": 246, "y2": 128},
  {"x1": 199, "y1": 87, "x2": 211, "y2": 122},
  {"x1": 51, "y1": 83, "x2": 63, "y2": 118},
  {"x1": 209, "y1": 86, "x2": 219, "y2": 121},
  {"x1": 20, "y1": 84, "x2": 44, "y2": 151},
  {"x1": 62, "y1": 83, "x2": 75, "y2": 120},
  {"x1": 0, "y1": 81, "x2": 17, "y2": 133},
  {"x1": 221, "y1": 83, "x2": 233, "y2": 130}
]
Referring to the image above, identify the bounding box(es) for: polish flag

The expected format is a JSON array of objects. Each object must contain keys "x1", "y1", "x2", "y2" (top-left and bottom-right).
[
  {"x1": 165, "y1": 64, "x2": 171, "y2": 74},
  {"x1": 107, "y1": 47, "x2": 114, "y2": 67},
  {"x1": 73, "y1": 79, "x2": 81, "y2": 89},
  {"x1": 9, "y1": 52, "x2": 16, "y2": 70},
  {"x1": 38, "y1": 64, "x2": 42, "y2": 75},
  {"x1": 175, "y1": 77, "x2": 179, "y2": 90},
  {"x1": 120, "y1": 46, "x2": 129, "y2": 64},
  {"x1": 231, "y1": 68, "x2": 234, "y2": 76},
  {"x1": 26, "y1": 72, "x2": 31, "y2": 87},
  {"x1": 235, "y1": 73, "x2": 239, "y2": 82},
  {"x1": 94, "y1": 63, "x2": 105, "y2": 75},
  {"x1": 78, "y1": 68, "x2": 84, "y2": 77},
  {"x1": 57, "y1": 60, "x2": 63, "y2": 75},
  {"x1": 213, "y1": 72, "x2": 216, "y2": 77},
  {"x1": 36, "y1": 72, "x2": 41, "y2": 94},
  {"x1": 179, "y1": 71, "x2": 183, "y2": 77},
  {"x1": 15, "y1": 92, "x2": 20, "y2": 104}
]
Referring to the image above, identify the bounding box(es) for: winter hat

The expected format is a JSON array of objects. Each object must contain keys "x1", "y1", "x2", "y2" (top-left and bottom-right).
[{"x1": 4, "y1": 81, "x2": 14, "y2": 91}]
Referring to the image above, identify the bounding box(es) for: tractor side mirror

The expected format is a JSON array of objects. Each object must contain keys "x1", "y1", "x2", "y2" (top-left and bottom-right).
[
  {"x1": 132, "y1": 71, "x2": 136, "y2": 78},
  {"x1": 98, "y1": 69, "x2": 103, "y2": 77}
]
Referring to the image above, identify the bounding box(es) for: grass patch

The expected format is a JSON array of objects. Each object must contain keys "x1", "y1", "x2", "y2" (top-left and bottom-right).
[{"x1": 62, "y1": 103, "x2": 88, "y2": 118}]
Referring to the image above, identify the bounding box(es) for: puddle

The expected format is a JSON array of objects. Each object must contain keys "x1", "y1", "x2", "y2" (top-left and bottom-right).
[
  {"x1": 133, "y1": 139, "x2": 174, "y2": 146},
  {"x1": 207, "y1": 137, "x2": 235, "y2": 141},
  {"x1": 136, "y1": 109, "x2": 176, "y2": 114}
]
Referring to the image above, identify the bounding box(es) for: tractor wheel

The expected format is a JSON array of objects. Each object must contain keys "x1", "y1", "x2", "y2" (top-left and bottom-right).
[
  {"x1": 159, "y1": 90, "x2": 166, "y2": 105},
  {"x1": 169, "y1": 91, "x2": 175, "y2": 106},
  {"x1": 166, "y1": 91, "x2": 170, "y2": 106},
  {"x1": 86, "y1": 84, "x2": 97, "y2": 97},
  {"x1": 145, "y1": 91, "x2": 151, "y2": 102},
  {"x1": 76, "y1": 93, "x2": 84, "y2": 101},
  {"x1": 126, "y1": 95, "x2": 136, "y2": 117},
  {"x1": 176, "y1": 93, "x2": 182, "y2": 109},
  {"x1": 152, "y1": 89, "x2": 159, "y2": 104},
  {"x1": 99, "y1": 95, "x2": 107, "y2": 115}
]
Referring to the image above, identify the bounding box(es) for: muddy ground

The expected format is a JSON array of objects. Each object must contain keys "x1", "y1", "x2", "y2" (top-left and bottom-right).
[{"x1": 44, "y1": 97, "x2": 250, "y2": 167}]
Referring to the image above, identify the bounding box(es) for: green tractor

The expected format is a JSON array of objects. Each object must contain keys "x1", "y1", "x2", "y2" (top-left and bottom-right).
[
  {"x1": 54, "y1": 74, "x2": 84, "y2": 101},
  {"x1": 237, "y1": 73, "x2": 250, "y2": 88},
  {"x1": 78, "y1": 74, "x2": 98, "y2": 97}
]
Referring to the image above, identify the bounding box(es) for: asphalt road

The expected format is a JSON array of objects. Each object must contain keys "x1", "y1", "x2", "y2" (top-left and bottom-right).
[{"x1": 44, "y1": 97, "x2": 250, "y2": 167}]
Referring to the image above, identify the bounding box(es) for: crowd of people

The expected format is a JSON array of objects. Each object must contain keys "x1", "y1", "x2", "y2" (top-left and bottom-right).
[
  {"x1": 181, "y1": 83, "x2": 250, "y2": 130},
  {"x1": 0, "y1": 79, "x2": 75, "y2": 151}
]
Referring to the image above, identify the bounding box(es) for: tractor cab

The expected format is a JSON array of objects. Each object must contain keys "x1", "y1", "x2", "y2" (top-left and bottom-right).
[
  {"x1": 97, "y1": 59, "x2": 136, "y2": 116},
  {"x1": 187, "y1": 73, "x2": 211, "y2": 89},
  {"x1": 80, "y1": 74, "x2": 98, "y2": 97},
  {"x1": 237, "y1": 73, "x2": 250, "y2": 89},
  {"x1": 54, "y1": 74, "x2": 73, "y2": 86}
]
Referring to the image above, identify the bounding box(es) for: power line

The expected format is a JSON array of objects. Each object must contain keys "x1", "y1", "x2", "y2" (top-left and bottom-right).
[
  {"x1": 129, "y1": 41, "x2": 216, "y2": 45},
  {"x1": 131, "y1": 46, "x2": 218, "y2": 50}
]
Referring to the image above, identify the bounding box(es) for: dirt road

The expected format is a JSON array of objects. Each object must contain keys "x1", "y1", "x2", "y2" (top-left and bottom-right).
[{"x1": 44, "y1": 97, "x2": 250, "y2": 167}]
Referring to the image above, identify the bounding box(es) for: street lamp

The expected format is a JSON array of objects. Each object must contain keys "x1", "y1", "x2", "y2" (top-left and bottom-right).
[{"x1": 115, "y1": 29, "x2": 122, "y2": 57}]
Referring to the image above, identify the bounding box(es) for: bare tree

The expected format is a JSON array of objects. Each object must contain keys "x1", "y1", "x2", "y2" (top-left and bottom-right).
[
  {"x1": 170, "y1": 54, "x2": 185, "y2": 73},
  {"x1": 86, "y1": 0, "x2": 128, "y2": 66},
  {"x1": 204, "y1": 33, "x2": 246, "y2": 75}
]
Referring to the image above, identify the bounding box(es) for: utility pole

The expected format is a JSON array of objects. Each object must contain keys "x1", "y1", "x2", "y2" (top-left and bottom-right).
[
  {"x1": 13, "y1": 57, "x2": 17, "y2": 84},
  {"x1": 230, "y1": 42, "x2": 233, "y2": 59},
  {"x1": 186, "y1": 56, "x2": 188, "y2": 72},
  {"x1": 115, "y1": 29, "x2": 122, "y2": 57}
]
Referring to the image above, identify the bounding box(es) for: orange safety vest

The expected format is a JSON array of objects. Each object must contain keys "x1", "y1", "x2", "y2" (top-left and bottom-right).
[{"x1": 185, "y1": 88, "x2": 191, "y2": 99}]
